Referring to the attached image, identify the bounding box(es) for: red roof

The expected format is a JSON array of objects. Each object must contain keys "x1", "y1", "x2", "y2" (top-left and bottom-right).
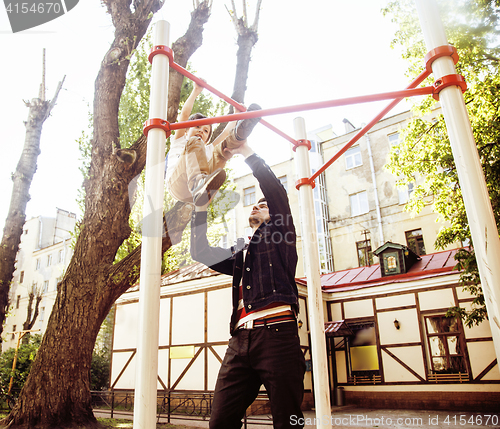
[{"x1": 296, "y1": 248, "x2": 461, "y2": 293}]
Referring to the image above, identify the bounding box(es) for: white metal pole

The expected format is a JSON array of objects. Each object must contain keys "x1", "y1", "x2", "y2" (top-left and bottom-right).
[
  {"x1": 133, "y1": 20, "x2": 170, "y2": 429},
  {"x1": 294, "y1": 117, "x2": 332, "y2": 428},
  {"x1": 415, "y1": 0, "x2": 500, "y2": 366}
]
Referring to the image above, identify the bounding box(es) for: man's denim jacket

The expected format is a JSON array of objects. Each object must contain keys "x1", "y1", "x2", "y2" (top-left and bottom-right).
[{"x1": 191, "y1": 153, "x2": 299, "y2": 334}]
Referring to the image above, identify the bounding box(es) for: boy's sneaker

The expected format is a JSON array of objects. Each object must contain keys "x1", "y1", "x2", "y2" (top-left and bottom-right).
[
  {"x1": 191, "y1": 169, "x2": 227, "y2": 206},
  {"x1": 235, "y1": 103, "x2": 262, "y2": 141}
]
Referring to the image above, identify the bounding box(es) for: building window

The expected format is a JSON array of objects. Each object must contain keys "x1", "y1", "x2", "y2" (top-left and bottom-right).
[
  {"x1": 398, "y1": 182, "x2": 414, "y2": 204},
  {"x1": 36, "y1": 258, "x2": 41, "y2": 270},
  {"x1": 350, "y1": 191, "x2": 369, "y2": 217},
  {"x1": 278, "y1": 175, "x2": 288, "y2": 193},
  {"x1": 405, "y1": 228, "x2": 426, "y2": 256},
  {"x1": 219, "y1": 234, "x2": 228, "y2": 248},
  {"x1": 348, "y1": 322, "x2": 380, "y2": 382},
  {"x1": 16, "y1": 295, "x2": 21, "y2": 309},
  {"x1": 345, "y1": 146, "x2": 362, "y2": 170},
  {"x1": 58, "y1": 249, "x2": 64, "y2": 263},
  {"x1": 424, "y1": 314, "x2": 467, "y2": 374},
  {"x1": 43, "y1": 280, "x2": 49, "y2": 294},
  {"x1": 243, "y1": 186, "x2": 256, "y2": 206},
  {"x1": 388, "y1": 133, "x2": 400, "y2": 147},
  {"x1": 47, "y1": 254, "x2": 52, "y2": 267},
  {"x1": 12, "y1": 325, "x2": 16, "y2": 340},
  {"x1": 356, "y1": 240, "x2": 373, "y2": 267},
  {"x1": 20, "y1": 271, "x2": 24, "y2": 283}
]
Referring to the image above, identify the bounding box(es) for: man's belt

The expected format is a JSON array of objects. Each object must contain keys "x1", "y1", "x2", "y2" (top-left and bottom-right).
[{"x1": 237, "y1": 313, "x2": 296, "y2": 330}]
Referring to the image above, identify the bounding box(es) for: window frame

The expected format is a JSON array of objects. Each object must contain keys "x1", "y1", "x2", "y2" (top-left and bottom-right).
[
  {"x1": 345, "y1": 145, "x2": 362, "y2": 170},
  {"x1": 356, "y1": 239, "x2": 373, "y2": 267},
  {"x1": 346, "y1": 320, "x2": 381, "y2": 381},
  {"x1": 350, "y1": 191, "x2": 369, "y2": 217},
  {"x1": 243, "y1": 186, "x2": 256, "y2": 207},
  {"x1": 398, "y1": 182, "x2": 415, "y2": 205},
  {"x1": 405, "y1": 228, "x2": 426, "y2": 256},
  {"x1": 278, "y1": 175, "x2": 288, "y2": 193},
  {"x1": 423, "y1": 313, "x2": 469, "y2": 376}
]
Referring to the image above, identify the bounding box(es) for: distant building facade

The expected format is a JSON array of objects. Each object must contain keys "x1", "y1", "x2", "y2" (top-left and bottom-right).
[
  {"x1": 2, "y1": 208, "x2": 76, "y2": 350},
  {"x1": 227, "y1": 107, "x2": 461, "y2": 277}
]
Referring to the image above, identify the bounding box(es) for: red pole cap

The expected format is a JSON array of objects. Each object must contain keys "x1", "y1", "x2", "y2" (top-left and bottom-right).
[
  {"x1": 293, "y1": 139, "x2": 312, "y2": 152},
  {"x1": 295, "y1": 178, "x2": 315, "y2": 190},
  {"x1": 148, "y1": 45, "x2": 174, "y2": 64},
  {"x1": 424, "y1": 45, "x2": 459, "y2": 73}
]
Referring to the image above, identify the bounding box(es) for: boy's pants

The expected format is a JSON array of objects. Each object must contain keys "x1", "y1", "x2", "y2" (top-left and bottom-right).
[{"x1": 167, "y1": 131, "x2": 244, "y2": 202}]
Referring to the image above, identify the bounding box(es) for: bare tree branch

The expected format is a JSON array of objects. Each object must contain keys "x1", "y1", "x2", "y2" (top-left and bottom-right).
[{"x1": 252, "y1": 0, "x2": 262, "y2": 31}]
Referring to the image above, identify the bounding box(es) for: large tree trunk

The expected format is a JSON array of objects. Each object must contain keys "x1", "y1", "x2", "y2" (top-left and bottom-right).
[
  {"x1": 1, "y1": 1, "x2": 211, "y2": 427},
  {"x1": 0, "y1": 51, "x2": 63, "y2": 338}
]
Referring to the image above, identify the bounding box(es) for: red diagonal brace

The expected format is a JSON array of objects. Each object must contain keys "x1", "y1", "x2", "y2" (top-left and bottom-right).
[{"x1": 143, "y1": 118, "x2": 171, "y2": 138}]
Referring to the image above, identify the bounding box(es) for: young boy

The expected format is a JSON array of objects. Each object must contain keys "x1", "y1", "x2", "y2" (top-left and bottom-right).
[{"x1": 165, "y1": 81, "x2": 261, "y2": 206}]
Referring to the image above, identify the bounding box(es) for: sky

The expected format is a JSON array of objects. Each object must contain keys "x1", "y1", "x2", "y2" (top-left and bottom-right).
[{"x1": 0, "y1": 0, "x2": 418, "y2": 231}]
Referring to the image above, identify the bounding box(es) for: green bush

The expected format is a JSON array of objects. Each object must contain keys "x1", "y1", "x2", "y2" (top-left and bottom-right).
[
  {"x1": 0, "y1": 334, "x2": 41, "y2": 396},
  {"x1": 0, "y1": 334, "x2": 110, "y2": 395},
  {"x1": 91, "y1": 349, "x2": 110, "y2": 391}
]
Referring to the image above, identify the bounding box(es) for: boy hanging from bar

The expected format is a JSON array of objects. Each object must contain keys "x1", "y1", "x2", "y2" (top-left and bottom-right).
[{"x1": 165, "y1": 81, "x2": 261, "y2": 206}]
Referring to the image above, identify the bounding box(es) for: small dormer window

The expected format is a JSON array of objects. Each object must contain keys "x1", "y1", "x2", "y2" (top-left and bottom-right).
[
  {"x1": 384, "y1": 252, "x2": 399, "y2": 274},
  {"x1": 374, "y1": 242, "x2": 421, "y2": 277}
]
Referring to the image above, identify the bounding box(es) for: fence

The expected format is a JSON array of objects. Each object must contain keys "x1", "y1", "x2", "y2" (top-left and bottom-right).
[{"x1": 91, "y1": 390, "x2": 273, "y2": 427}]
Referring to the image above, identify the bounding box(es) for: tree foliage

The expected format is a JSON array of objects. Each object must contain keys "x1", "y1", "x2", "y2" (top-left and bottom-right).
[
  {"x1": 384, "y1": 0, "x2": 500, "y2": 327},
  {"x1": 0, "y1": 335, "x2": 41, "y2": 398}
]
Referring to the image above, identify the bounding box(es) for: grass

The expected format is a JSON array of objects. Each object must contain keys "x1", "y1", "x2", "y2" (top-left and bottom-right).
[
  {"x1": 97, "y1": 418, "x2": 191, "y2": 428},
  {"x1": 0, "y1": 413, "x2": 192, "y2": 429}
]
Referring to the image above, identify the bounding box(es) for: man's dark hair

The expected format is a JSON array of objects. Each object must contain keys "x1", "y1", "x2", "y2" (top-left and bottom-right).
[{"x1": 188, "y1": 113, "x2": 213, "y2": 142}]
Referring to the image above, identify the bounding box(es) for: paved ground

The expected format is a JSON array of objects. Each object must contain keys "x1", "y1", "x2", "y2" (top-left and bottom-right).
[{"x1": 95, "y1": 406, "x2": 500, "y2": 428}]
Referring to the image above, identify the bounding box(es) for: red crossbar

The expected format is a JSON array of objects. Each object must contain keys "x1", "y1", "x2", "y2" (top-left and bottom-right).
[
  {"x1": 169, "y1": 85, "x2": 434, "y2": 132},
  {"x1": 169, "y1": 61, "x2": 298, "y2": 146},
  {"x1": 148, "y1": 44, "x2": 466, "y2": 194},
  {"x1": 155, "y1": 46, "x2": 436, "y2": 153},
  {"x1": 307, "y1": 69, "x2": 432, "y2": 185}
]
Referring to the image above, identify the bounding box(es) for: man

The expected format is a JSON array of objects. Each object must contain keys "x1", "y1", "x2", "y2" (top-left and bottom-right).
[{"x1": 191, "y1": 141, "x2": 305, "y2": 429}]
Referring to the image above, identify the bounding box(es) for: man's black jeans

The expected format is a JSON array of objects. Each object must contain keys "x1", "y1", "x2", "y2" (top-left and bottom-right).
[{"x1": 209, "y1": 321, "x2": 306, "y2": 429}]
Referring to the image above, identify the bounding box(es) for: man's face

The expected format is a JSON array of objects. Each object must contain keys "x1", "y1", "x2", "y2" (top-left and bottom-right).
[
  {"x1": 187, "y1": 124, "x2": 211, "y2": 144},
  {"x1": 249, "y1": 201, "x2": 270, "y2": 228}
]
